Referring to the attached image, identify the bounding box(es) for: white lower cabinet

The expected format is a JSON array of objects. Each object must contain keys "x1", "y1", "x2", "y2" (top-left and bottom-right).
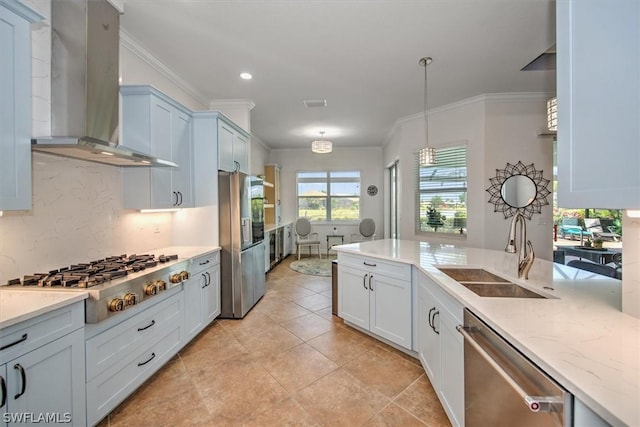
[
  {"x1": 417, "y1": 271, "x2": 464, "y2": 427},
  {"x1": 85, "y1": 290, "x2": 184, "y2": 426},
  {"x1": 0, "y1": 302, "x2": 85, "y2": 427},
  {"x1": 338, "y1": 254, "x2": 412, "y2": 350},
  {"x1": 184, "y1": 252, "x2": 221, "y2": 343}
]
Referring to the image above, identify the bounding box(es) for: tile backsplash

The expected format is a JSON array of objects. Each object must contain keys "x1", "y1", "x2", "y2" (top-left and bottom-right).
[{"x1": 0, "y1": 153, "x2": 172, "y2": 285}]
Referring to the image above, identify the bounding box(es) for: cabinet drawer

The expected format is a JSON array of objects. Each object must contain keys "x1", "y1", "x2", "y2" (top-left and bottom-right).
[
  {"x1": 85, "y1": 293, "x2": 182, "y2": 381},
  {"x1": 339, "y1": 254, "x2": 411, "y2": 280},
  {"x1": 0, "y1": 301, "x2": 83, "y2": 364},
  {"x1": 190, "y1": 251, "x2": 220, "y2": 275},
  {"x1": 86, "y1": 322, "x2": 183, "y2": 426}
]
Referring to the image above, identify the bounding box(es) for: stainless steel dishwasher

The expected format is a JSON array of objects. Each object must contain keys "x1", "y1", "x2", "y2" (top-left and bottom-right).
[{"x1": 457, "y1": 309, "x2": 573, "y2": 427}]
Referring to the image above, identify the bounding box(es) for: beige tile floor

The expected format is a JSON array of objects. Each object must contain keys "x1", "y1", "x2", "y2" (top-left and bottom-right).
[{"x1": 98, "y1": 256, "x2": 450, "y2": 427}]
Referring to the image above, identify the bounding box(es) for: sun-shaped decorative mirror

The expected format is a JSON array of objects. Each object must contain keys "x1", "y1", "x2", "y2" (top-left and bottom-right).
[{"x1": 486, "y1": 161, "x2": 551, "y2": 220}]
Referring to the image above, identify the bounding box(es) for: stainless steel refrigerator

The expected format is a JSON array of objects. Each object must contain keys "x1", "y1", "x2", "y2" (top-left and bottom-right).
[{"x1": 218, "y1": 171, "x2": 265, "y2": 318}]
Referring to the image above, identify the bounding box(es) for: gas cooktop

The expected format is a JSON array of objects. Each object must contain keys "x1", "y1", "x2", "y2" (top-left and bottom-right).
[{"x1": 7, "y1": 254, "x2": 179, "y2": 288}]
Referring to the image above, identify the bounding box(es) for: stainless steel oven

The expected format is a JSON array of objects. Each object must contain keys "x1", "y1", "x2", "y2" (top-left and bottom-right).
[{"x1": 458, "y1": 309, "x2": 573, "y2": 427}]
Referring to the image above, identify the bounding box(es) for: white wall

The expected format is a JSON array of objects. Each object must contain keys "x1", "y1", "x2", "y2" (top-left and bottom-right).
[
  {"x1": 483, "y1": 95, "x2": 554, "y2": 260},
  {"x1": 270, "y1": 147, "x2": 384, "y2": 253},
  {"x1": 120, "y1": 32, "x2": 206, "y2": 111},
  {"x1": 383, "y1": 93, "x2": 554, "y2": 260},
  {"x1": 250, "y1": 135, "x2": 270, "y2": 176}
]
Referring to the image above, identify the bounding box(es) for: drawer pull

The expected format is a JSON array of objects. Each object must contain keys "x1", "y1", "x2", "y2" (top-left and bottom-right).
[
  {"x1": 0, "y1": 376, "x2": 6, "y2": 408},
  {"x1": 137, "y1": 352, "x2": 156, "y2": 367},
  {"x1": 0, "y1": 333, "x2": 27, "y2": 351},
  {"x1": 137, "y1": 320, "x2": 156, "y2": 332},
  {"x1": 14, "y1": 364, "x2": 26, "y2": 399},
  {"x1": 199, "y1": 259, "x2": 210, "y2": 266},
  {"x1": 363, "y1": 261, "x2": 377, "y2": 267}
]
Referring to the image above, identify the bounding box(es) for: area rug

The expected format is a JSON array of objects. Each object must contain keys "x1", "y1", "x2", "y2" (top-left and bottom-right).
[{"x1": 289, "y1": 258, "x2": 333, "y2": 277}]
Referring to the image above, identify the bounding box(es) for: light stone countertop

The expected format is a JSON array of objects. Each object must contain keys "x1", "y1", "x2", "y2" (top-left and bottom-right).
[
  {"x1": 0, "y1": 246, "x2": 220, "y2": 330},
  {"x1": 335, "y1": 239, "x2": 639, "y2": 427},
  {"x1": 0, "y1": 289, "x2": 87, "y2": 329}
]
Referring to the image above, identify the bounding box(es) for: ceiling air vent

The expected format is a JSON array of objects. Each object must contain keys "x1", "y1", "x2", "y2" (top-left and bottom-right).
[{"x1": 303, "y1": 99, "x2": 327, "y2": 108}]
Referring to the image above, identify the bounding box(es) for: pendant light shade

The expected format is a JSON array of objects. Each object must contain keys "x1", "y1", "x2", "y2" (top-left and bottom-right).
[
  {"x1": 419, "y1": 56, "x2": 436, "y2": 166},
  {"x1": 311, "y1": 131, "x2": 332, "y2": 154}
]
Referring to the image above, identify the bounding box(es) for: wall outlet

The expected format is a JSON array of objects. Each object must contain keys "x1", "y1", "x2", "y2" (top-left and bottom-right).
[{"x1": 154, "y1": 222, "x2": 160, "y2": 233}]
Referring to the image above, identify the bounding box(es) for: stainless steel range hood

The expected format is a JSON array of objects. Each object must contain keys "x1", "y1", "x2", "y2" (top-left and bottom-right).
[{"x1": 31, "y1": 0, "x2": 176, "y2": 167}]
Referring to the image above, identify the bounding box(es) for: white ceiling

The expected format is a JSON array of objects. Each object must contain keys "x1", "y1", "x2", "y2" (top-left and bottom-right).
[{"x1": 120, "y1": 0, "x2": 556, "y2": 150}]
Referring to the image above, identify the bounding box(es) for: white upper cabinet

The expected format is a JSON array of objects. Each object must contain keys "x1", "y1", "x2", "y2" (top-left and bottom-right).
[
  {"x1": 0, "y1": 0, "x2": 43, "y2": 211},
  {"x1": 557, "y1": 0, "x2": 640, "y2": 208},
  {"x1": 217, "y1": 118, "x2": 249, "y2": 174},
  {"x1": 120, "y1": 85, "x2": 194, "y2": 209}
]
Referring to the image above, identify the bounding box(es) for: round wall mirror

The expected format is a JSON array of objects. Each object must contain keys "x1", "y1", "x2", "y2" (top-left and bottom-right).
[
  {"x1": 500, "y1": 175, "x2": 536, "y2": 208},
  {"x1": 486, "y1": 161, "x2": 551, "y2": 219}
]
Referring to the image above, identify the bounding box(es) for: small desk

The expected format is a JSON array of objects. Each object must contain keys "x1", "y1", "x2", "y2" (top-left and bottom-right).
[{"x1": 326, "y1": 234, "x2": 344, "y2": 256}]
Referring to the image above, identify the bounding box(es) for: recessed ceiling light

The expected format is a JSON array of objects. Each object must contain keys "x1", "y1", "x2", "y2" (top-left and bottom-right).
[{"x1": 240, "y1": 72, "x2": 252, "y2": 80}]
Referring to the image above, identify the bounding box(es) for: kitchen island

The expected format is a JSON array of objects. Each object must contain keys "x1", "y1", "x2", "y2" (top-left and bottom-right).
[{"x1": 335, "y1": 239, "x2": 639, "y2": 427}]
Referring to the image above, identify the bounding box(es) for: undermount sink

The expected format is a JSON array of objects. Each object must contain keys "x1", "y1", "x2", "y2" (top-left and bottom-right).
[{"x1": 437, "y1": 268, "x2": 546, "y2": 299}]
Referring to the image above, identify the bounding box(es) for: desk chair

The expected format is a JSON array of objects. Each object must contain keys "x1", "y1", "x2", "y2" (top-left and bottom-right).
[
  {"x1": 295, "y1": 218, "x2": 321, "y2": 260},
  {"x1": 351, "y1": 218, "x2": 376, "y2": 243}
]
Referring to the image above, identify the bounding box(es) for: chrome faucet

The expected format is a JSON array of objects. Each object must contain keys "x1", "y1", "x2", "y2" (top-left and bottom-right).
[{"x1": 505, "y1": 212, "x2": 535, "y2": 279}]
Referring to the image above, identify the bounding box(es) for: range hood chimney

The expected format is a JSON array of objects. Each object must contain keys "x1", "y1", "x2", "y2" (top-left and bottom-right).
[{"x1": 31, "y1": 0, "x2": 176, "y2": 167}]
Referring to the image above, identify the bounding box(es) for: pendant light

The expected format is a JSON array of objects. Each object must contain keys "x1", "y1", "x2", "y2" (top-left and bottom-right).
[
  {"x1": 418, "y1": 57, "x2": 436, "y2": 166},
  {"x1": 311, "y1": 131, "x2": 332, "y2": 154}
]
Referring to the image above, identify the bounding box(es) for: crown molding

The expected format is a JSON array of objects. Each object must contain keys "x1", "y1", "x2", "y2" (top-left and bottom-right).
[
  {"x1": 384, "y1": 92, "x2": 556, "y2": 146},
  {"x1": 209, "y1": 99, "x2": 256, "y2": 111},
  {"x1": 120, "y1": 29, "x2": 209, "y2": 106}
]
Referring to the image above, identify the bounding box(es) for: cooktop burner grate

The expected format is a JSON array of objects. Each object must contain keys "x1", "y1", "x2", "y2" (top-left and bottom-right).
[{"x1": 8, "y1": 254, "x2": 178, "y2": 288}]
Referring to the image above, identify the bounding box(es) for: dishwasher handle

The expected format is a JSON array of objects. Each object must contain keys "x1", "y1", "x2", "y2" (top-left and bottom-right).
[{"x1": 456, "y1": 325, "x2": 564, "y2": 413}]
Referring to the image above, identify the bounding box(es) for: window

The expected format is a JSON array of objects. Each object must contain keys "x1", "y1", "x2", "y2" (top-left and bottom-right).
[
  {"x1": 297, "y1": 171, "x2": 360, "y2": 221},
  {"x1": 416, "y1": 144, "x2": 467, "y2": 234}
]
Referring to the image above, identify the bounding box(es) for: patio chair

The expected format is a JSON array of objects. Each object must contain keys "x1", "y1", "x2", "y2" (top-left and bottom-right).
[
  {"x1": 558, "y1": 218, "x2": 590, "y2": 241},
  {"x1": 584, "y1": 218, "x2": 620, "y2": 242},
  {"x1": 567, "y1": 259, "x2": 617, "y2": 278},
  {"x1": 295, "y1": 218, "x2": 322, "y2": 260},
  {"x1": 351, "y1": 218, "x2": 376, "y2": 243}
]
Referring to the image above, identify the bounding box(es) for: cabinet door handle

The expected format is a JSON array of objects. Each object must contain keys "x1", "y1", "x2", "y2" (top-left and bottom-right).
[
  {"x1": 206, "y1": 271, "x2": 211, "y2": 286},
  {"x1": 369, "y1": 274, "x2": 374, "y2": 291},
  {"x1": 137, "y1": 352, "x2": 156, "y2": 367},
  {"x1": 202, "y1": 273, "x2": 208, "y2": 288},
  {"x1": 178, "y1": 191, "x2": 183, "y2": 206},
  {"x1": 0, "y1": 375, "x2": 6, "y2": 408},
  {"x1": 428, "y1": 307, "x2": 435, "y2": 329},
  {"x1": 137, "y1": 320, "x2": 156, "y2": 332},
  {"x1": 173, "y1": 191, "x2": 178, "y2": 206},
  {"x1": 363, "y1": 274, "x2": 369, "y2": 290},
  {"x1": 363, "y1": 261, "x2": 377, "y2": 267},
  {"x1": 431, "y1": 310, "x2": 440, "y2": 335},
  {"x1": 13, "y1": 364, "x2": 26, "y2": 399},
  {"x1": 0, "y1": 333, "x2": 27, "y2": 351}
]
